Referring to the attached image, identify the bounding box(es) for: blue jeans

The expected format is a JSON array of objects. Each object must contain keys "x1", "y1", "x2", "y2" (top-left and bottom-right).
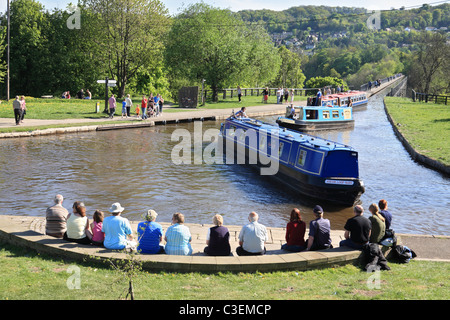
[{"x1": 339, "y1": 239, "x2": 366, "y2": 250}]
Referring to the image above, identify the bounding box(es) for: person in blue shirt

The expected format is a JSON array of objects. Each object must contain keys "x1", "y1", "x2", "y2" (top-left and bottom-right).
[
  {"x1": 378, "y1": 199, "x2": 393, "y2": 230},
  {"x1": 316, "y1": 89, "x2": 322, "y2": 106},
  {"x1": 153, "y1": 94, "x2": 160, "y2": 116},
  {"x1": 137, "y1": 209, "x2": 165, "y2": 254},
  {"x1": 164, "y1": 213, "x2": 193, "y2": 255},
  {"x1": 102, "y1": 203, "x2": 137, "y2": 251}
]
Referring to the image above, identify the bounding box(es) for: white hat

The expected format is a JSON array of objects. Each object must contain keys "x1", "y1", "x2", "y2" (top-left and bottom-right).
[
  {"x1": 109, "y1": 202, "x2": 125, "y2": 213},
  {"x1": 142, "y1": 209, "x2": 158, "y2": 221}
]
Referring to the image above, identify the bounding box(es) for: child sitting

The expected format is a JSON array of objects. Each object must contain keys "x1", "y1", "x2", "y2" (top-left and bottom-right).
[{"x1": 90, "y1": 210, "x2": 105, "y2": 246}]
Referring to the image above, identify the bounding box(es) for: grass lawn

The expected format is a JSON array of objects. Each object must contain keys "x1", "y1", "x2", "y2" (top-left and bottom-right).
[
  {"x1": 384, "y1": 97, "x2": 450, "y2": 167},
  {"x1": 0, "y1": 242, "x2": 448, "y2": 300},
  {"x1": 0, "y1": 94, "x2": 307, "y2": 120}
]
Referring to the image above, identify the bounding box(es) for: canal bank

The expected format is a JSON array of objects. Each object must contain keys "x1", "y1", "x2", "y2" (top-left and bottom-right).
[
  {"x1": 0, "y1": 215, "x2": 448, "y2": 274},
  {"x1": 383, "y1": 98, "x2": 450, "y2": 176},
  {"x1": 0, "y1": 76, "x2": 402, "y2": 138}
]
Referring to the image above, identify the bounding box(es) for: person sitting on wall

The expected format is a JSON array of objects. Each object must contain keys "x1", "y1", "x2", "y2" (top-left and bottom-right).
[
  {"x1": 137, "y1": 209, "x2": 165, "y2": 254},
  {"x1": 45, "y1": 194, "x2": 69, "y2": 238},
  {"x1": 305, "y1": 205, "x2": 332, "y2": 251},
  {"x1": 102, "y1": 203, "x2": 137, "y2": 251},
  {"x1": 339, "y1": 205, "x2": 371, "y2": 250},
  {"x1": 164, "y1": 213, "x2": 193, "y2": 256},
  {"x1": 236, "y1": 212, "x2": 268, "y2": 256},
  {"x1": 204, "y1": 214, "x2": 231, "y2": 256},
  {"x1": 281, "y1": 208, "x2": 306, "y2": 252}
]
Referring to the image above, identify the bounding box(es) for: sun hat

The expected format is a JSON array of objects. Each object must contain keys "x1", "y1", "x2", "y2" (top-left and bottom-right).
[
  {"x1": 109, "y1": 202, "x2": 125, "y2": 214},
  {"x1": 142, "y1": 209, "x2": 158, "y2": 221}
]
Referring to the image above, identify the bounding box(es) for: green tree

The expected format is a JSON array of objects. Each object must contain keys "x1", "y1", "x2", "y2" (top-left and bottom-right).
[
  {"x1": 305, "y1": 76, "x2": 348, "y2": 91},
  {"x1": 6, "y1": 0, "x2": 46, "y2": 96},
  {"x1": 408, "y1": 32, "x2": 450, "y2": 94},
  {"x1": 165, "y1": 3, "x2": 280, "y2": 102},
  {"x1": 271, "y1": 46, "x2": 305, "y2": 88},
  {"x1": 83, "y1": 0, "x2": 170, "y2": 98}
]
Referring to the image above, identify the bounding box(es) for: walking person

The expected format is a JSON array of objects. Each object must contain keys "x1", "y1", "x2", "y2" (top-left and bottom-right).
[
  {"x1": 158, "y1": 94, "x2": 164, "y2": 115},
  {"x1": 262, "y1": 87, "x2": 269, "y2": 104},
  {"x1": 125, "y1": 94, "x2": 132, "y2": 118},
  {"x1": 108, "y1": 94, "x2": 116, "y2": 119},
  {"x1": 141, "y1": 95, "x2": 147, "y2": 120},
  {"x1": 237, "y1": 86, "x2": 242, "y2": 102},
  {"x1": 13, "y1": 96, "x2": 22, "y2": 125},
  {"x1": 20, "y1": 96, "x2": 26, "y2": 123}
]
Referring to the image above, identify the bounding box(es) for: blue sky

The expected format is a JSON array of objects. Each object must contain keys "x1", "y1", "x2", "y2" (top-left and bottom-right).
[{"x1": 0, "y1": 0, "x2": 445, "y2": 15}]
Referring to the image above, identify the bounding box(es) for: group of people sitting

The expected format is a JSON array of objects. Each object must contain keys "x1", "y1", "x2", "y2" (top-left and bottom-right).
[{"x1": 45, "y1": 194, "x2": 393, "y2": 256}]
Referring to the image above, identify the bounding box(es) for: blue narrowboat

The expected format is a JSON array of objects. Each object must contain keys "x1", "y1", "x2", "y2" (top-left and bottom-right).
[
  {"x1": 219, "y1": 116, "x2": 365, "y2": 206},
  {"x1": 276, "y1": 105, "x2": 354, "y2": 132}
]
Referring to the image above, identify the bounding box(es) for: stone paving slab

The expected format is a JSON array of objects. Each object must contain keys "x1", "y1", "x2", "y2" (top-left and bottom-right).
[{"x1": 1, "y1": 214, "x2": 447, "y2": 273}]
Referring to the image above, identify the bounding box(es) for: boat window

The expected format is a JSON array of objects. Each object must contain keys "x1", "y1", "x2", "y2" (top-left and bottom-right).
[
  {"x1": 322, "y1": 111, "x2": 330, "y2": 119},
  {"x1": 279, "y1": 142, "x2": 284, "y2": 156},
  {"x1": 259, "y1": 135, "x2": 266, "y2": 149},
  {"x1": 344, "y1": 109, "x2": 351, "y2": 119},
  {"x1": 306, "y1": 110, "x2": 318, "y2": 119},
  {"x1": 298, "y1": 149, "x2": 307, "y2": 166},
  {"x1": 228, "y1": 126, "x2": 236, "y2": 136},
  {"x1": 332, "y1": 110, "x2": 340, "y2": 118},
  {"x1": 238, "y1": 128, "x2": 246, "y2": 141}
]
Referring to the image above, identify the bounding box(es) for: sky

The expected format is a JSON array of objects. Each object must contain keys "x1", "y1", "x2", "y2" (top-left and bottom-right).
[{"x1": 1, "y1": 0, "x2": 446, "y2": 15}]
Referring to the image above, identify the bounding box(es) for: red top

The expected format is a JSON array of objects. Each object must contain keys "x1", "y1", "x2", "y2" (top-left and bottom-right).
[
  {"x1": 141, "y1": 98, "x2": 147, "y2": 108},
  {"x1": 285, "y1": 221, "x2": 306, "y2": 246}
]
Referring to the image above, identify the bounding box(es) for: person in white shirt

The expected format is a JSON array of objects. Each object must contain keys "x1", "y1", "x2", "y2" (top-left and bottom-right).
[{"x1": 236, "y1": 212, "x2": 268, "y2": 256}]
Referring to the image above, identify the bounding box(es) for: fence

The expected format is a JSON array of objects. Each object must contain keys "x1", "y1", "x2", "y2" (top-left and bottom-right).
[{"x1": 412, "y1": 90, "x2": 449, "y2": 105}]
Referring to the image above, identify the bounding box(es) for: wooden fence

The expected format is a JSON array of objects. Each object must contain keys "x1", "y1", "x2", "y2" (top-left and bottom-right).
[{"x1": 412, "y1": 90, "x2": 448, "y2": 105}]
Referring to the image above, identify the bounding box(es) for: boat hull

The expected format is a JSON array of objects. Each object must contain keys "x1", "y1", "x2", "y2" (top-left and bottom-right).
[{"x1": 219, "y1": 125, "x2": 365, "y2": 206}]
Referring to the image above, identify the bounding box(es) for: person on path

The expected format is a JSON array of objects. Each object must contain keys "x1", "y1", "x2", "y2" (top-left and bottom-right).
[
  {"x1": 108, "y1": 94, "x2": 116, "y2": 119},
  {"x1": 13, "y1": 96, "x2": 22, "y2": 125}
]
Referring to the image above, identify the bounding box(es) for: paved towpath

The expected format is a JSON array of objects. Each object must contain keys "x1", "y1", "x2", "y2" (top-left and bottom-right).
[{"x1": 0, "y1": 77, "x2": 401, "y2": 130}]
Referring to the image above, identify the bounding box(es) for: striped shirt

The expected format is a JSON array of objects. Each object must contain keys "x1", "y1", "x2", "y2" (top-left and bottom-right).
[
  {"x1": 164, "y1": 223, "x2": 192, "y2": 256},
  {"x1": 45, "y1": 204, "x2": 69, "y2": 238}
]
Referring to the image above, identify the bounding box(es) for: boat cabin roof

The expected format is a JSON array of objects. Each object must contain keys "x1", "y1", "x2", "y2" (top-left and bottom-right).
[{"x1": 226, "y1": 118, "x2": 354, "y2": 152}]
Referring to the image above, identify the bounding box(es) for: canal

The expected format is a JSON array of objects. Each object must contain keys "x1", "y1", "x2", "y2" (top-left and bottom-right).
[{"x1": 0, "y1": 92, "x2": 448, "y2": 236}]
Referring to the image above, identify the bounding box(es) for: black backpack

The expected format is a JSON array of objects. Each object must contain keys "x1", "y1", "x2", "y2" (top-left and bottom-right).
[{"x1": 392, "y1": 245, "x2": 417, "y2": 263}]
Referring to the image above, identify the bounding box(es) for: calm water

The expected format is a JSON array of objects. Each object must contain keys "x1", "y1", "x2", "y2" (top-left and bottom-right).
[{"x1": 0, "y1": 93, "x2": 449, "y2": 235}]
